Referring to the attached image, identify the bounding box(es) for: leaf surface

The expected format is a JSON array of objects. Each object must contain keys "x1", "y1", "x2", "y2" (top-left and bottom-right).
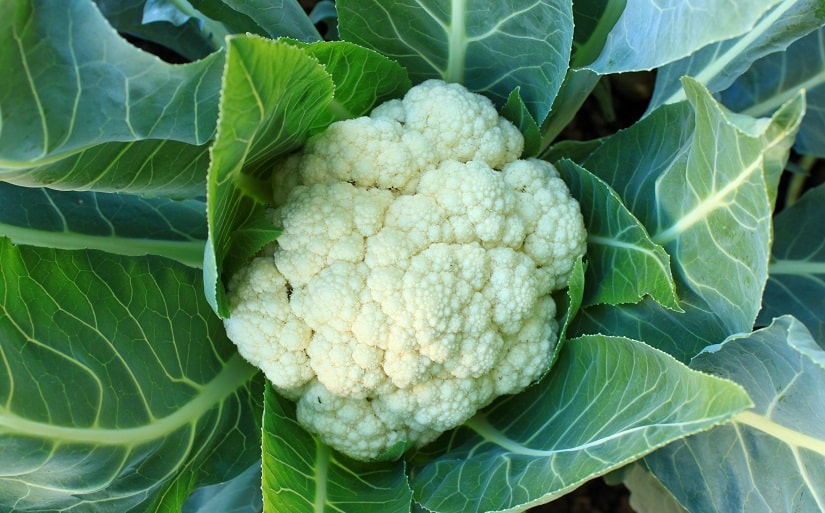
[
  {"x1": 182, "y1": 461, "x2": 263, "y2": 513},
  {"x1": 652, "y1": 79, "x2": 803, "y2": 333},
  {"x1": 646, "y1": 316, "x2": 825, "y2": 513},
  {"x1": 262, "y1": 384, "x2": 412, "y2": 513},
  {"x1": 0, "y1": 182, "x2": 206, "y2": 267},
  {"x1": 570, "y1": 290, "x2": 730, "y2": 363},
  {"x1": 196, "y1": 0, "x2": 322, "y2": 42},
  {"x1": 759, "y1": 184, "x2": 825, "y2": 342},
  {"x1": 587, "y1": 0, "x2": 784, "y2": 73},
  {"x1": 408, "y1": 335, "x2": 751, "y2": 513},
  {"x1": 0, "y1": 0, "x2": 224, "y2": 196},
  {"x1": 574, "y1": 78, "x2": 803, "y2": 352},
  {"x1": 721, "y1": 26, "x2": 825, "y2": 158},
  {"x1": 95, "y1": 0, "x2": 219, "y2": 60},
  {"x1": 337, "y1": 0, "x2": 573, "y2": 122},
  {"x1": 556, "y1": 159, "x2": 678, "y2": 309},
  {"x1": 0, "y1": 238, "x2": 262, "y2": 512},
  {"x1": 649, "y1": 0, "x2": 825, "y2": 110},
  {"x1": 622, "y1": 463, "x2": 689, "y2": 513}
]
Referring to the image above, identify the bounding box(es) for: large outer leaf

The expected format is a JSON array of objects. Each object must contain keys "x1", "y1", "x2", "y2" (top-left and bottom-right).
[
  {"x1": 337, "y1": 0, "x2": 573, "y2": 122},
  {"x1": 646, "y1": 316, "x2": 825, "y2": 513},
  {"x1": 407, "y1": 335, "x2": 751, "y2": 513},
  {"x1": 1, "y1": 0, "x2": 224, "y2": 197},
  {"x1": 0, "y1": 182, "x2": 206, "y2": 268},
  {"x1": 0, "y1": 238, "x2": 262, "y2": 512},
  {"x1": 721, "y1": 26, "x2": 825, "y2": 158},
  {"x1": 587, "y1": 0, "x2": 783, "y2": 74},
  {"x1": 262, "y1": 384, "x2": 411, "y2": 513},
  {"x1": 649, "y1": 0, "x2": 825, "y2": 110},
  {"x1": 555, "y1": 159, "x2": 678, "y2": 309},
  {"x1": 568, "y1": 79, "x2": 803, "y2": 362},
  {"x1": 651, "y1": 79, "x2": 802, "y2": 333},
  {"x1": 759, "y1": 184, "x2": 825, "y2": 341},
  {"x1": 205, "y1": 35, "x2": 410, "y2": 316}
]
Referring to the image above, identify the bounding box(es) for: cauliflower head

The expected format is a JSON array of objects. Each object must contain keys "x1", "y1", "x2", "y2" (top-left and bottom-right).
[{"x1": 224, "y1": 79, "x2": 587, "y2": 461}]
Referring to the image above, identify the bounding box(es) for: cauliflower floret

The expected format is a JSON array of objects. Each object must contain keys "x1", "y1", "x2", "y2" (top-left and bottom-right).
[
  {"x1": 223, "y1": 257, "x2": 313, "y2": 399},
  {"x1": 225, "y1": 79, "x2": 587, "y2": 461}
]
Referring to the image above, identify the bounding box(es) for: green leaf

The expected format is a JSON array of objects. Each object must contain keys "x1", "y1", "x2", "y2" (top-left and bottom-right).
[
  {"x1": 205, "y1": 35, "x2": 410, "y2": 316},
  {"x1": 95, "y1": 0, "x2": 218, "y2": 60},
  {"x1": 540, "y1": 68, "x2": 603, "y2": 149},
  {"x1": 0, "y1": 182, "x2": 207, "y2": 268},
  {"x1": 570, "y1": 289, "x2": 731, "y2": 363},
  {"x1": 586, "y1": 0, "x2": 785, "y2": 74},
  {"x1": 500, "y1": 88, "x2": 542, "y2": 158},
  {"x1": 721, "y1": 26, "x2": 825, "y2": 158},
  {"x1": 651, "y1": 78, "x2": 804, "y2": 334},
  {"x1": 1, "y1": 0, "x2": 224, "y2": 196},
  {"x1": 650, "y1": 0, "x2": 825, "y2": 110},
  {"x1": 0, "y1": 238, "x2": 262, "y2": 512},
  {"x1": 205, "y1": 35, "x2": 334, "y2": 316},
  {"x1": 570, "y1": 0, "x2": 625, "y2": 67},
  {"x1": 565, "y1": 80, "x2": 801, "y2": 361},
  {"x1": 262, "y1": 383, "x2": 412, "y2": 513},
  {"x1": 555, "y1": 159, "x2": 679, "y2": 309},
  {"x1": 557, "y1": 256, "x2": 585, "y2": 343},
  {"x1": 337, "y1": 0, "x2": 573, "y2": 122},
  {"x1": 622, "y1": 463, "x2": 689, "y2": 513},
  {"x1": 285, "y1": 40, "x2": 413, "y2": 119},
  {"x1": 183, "y1": 461, "x2": 263, "y2": 513},
  {"x1": 578, "y1": 101, "x2": 695, "y2": 230},
  {"x1": 539, "y1": 1, "x2": 624, "y2": 146},
  {"x1": 139, "y1": 0, "x2": 232, "y2": 52},
  {"x1": 759, "y1": 183, "x2": 825, "y2": 341},
  {"x1": 645, "y1": 316, "x2": 825, "y2": 513},
  {"x1": 407, "y1": 335, "x2": 751, "y2": 513},
  {"x1": 193, "y1": 0, "x2": 322, "y2": 42}
]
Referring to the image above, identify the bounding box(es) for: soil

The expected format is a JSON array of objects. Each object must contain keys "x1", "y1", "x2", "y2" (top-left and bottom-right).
[{"x1": 531, "y1": 480, "x2": 634, "y2": 513}]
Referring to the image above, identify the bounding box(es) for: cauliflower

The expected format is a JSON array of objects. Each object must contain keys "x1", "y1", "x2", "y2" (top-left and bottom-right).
[{"x1": 224, "y1": 79, "x2": 587, "y2": 461}]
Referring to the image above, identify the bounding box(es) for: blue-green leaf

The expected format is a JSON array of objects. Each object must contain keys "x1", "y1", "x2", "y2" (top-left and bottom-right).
[
  {"x1": 651, "y1": 78, "x2": 803, "y2": 334},
  {"x1": 0, "y1": 182, "x2": 206, "y2": 268},
  {"x1": 1, "y1": 0, "x2": 224, "y2": 196},
  {"x1": 622, "y1": 463, "x2": 689, "y2": 513},
  {"x1": 569, "y1": 288, "x2": 730, "y2": 364},
  {"x1": 183, "y1": 461, "x2": 263, "y2": 513},
  {"x1": 337, "y1": 0, "x2": 573, "y2": 122},
  {"x1": 580, "y1": 78, "x2": 801, "y2": 333},
  {"x1": 759, "y1": 183, "x2": 825, "y2": 341},
  {"x1": 566, "y1": 78, "x2": 803, "y2": 362},
  {"x1": 587, "y1": 0, "x2": 784, "y2": 74},
  {"x1": 721, "y1": 26, "x2": 825, "y2": 158},
  {"x1": 198, "y1": 0, "x2": 322, "y2": 42},
  {"x1": 649, "y1": 0, "x2": 825, "y2": 111},
  {"x1": 0, "y1": 238, "x2": 262, "y2": 512},
  {"x1": 95, "y1": 0, "x2": 219, "y2": 60},
  {"x1": 556, "y1": 159, "x2": 678, "y2": 309},
  {"x1": 646, "y1": 315, "x2": 825, "y2": 513},
  {"x1": 407, "y1": 335, "x2": 751, "y2": 513}
]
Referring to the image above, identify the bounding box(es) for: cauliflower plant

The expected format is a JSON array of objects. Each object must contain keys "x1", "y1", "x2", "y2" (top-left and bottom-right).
[{"x1": 224, "y1": 79, "x2": 587, "y2": 461}]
